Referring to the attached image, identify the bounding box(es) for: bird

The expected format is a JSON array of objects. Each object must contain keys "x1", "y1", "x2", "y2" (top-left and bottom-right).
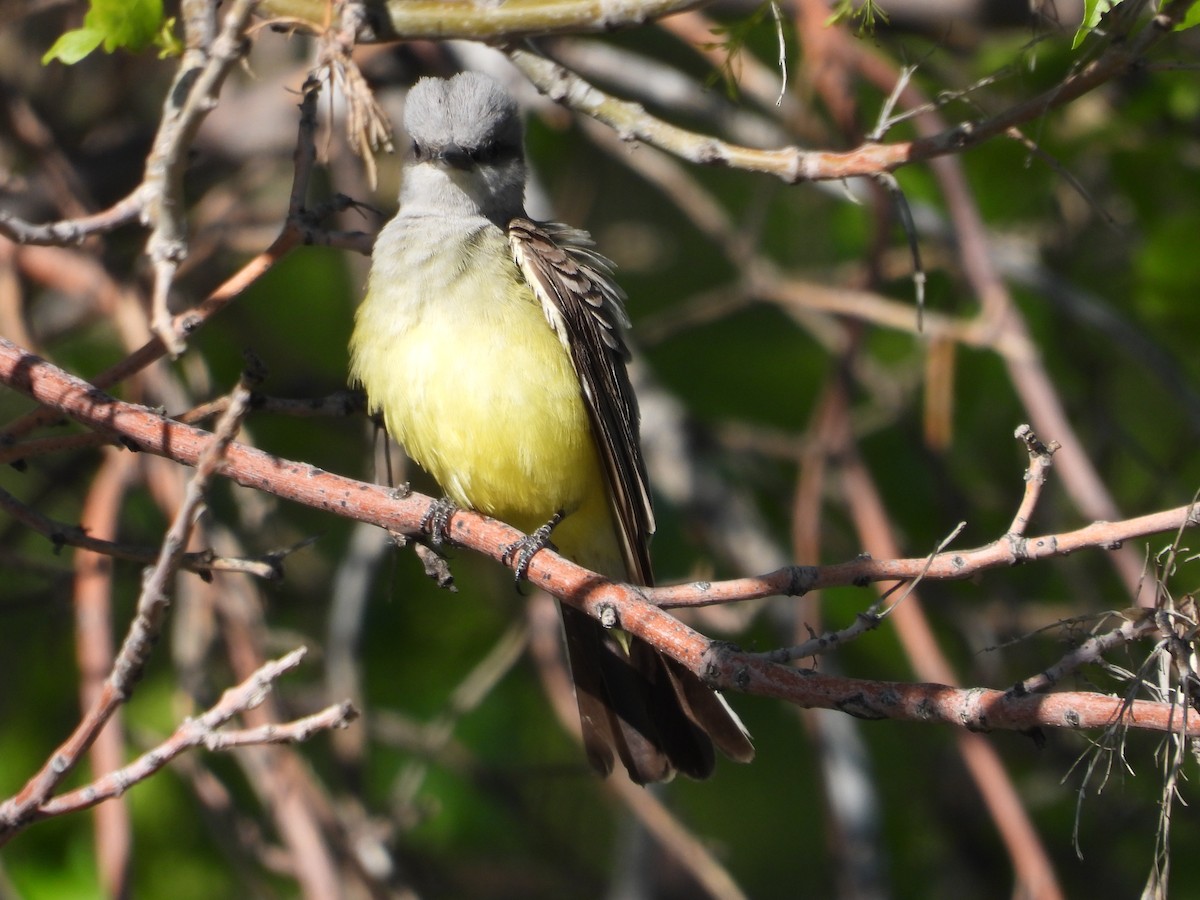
[{"x1": 349, "y1": 71, "x2": 753, "y2": 783}]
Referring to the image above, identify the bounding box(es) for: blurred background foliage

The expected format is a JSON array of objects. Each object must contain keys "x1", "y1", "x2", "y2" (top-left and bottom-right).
[{"x1": 2, "y1": 0, "x2": 1200, "y2": 897}]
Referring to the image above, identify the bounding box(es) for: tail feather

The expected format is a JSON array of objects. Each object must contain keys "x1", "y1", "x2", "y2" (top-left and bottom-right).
[
  {"x1": 660, "y1": 655, "x2": 756, "y2": 764},
  {"x1": 560, "y1": 604, "x2": 753, "y2": 783}
]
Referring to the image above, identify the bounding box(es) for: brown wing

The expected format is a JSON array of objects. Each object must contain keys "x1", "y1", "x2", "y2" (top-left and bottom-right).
[
  {"x1": 509, "y1": 218, "x2": 755, "y2": 781},
  {"x1": 508, "y1": 217, "x2": 655, "y2": 585}
]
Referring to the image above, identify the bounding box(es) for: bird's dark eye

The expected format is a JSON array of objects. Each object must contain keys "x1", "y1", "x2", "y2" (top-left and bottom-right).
[
  {"x1": 467, "y1": 144, "x2": 496, "y2": 163},
  {"x1": 469, "y1": 142, "x2": 518, "y2": 164}
]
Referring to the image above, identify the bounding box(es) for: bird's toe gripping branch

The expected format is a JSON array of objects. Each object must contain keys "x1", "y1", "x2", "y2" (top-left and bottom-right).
[
  {"x1": 420, "y1": 496, "x2": 459, "y2": 545},
  {"x1": 501, "y1": 511, "x2": 564, "y2": 585}
]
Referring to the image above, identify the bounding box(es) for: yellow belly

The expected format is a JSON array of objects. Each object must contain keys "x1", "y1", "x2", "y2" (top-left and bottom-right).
[{"x1": 351, "y1": 220, "x2": 619, "y2": 572}]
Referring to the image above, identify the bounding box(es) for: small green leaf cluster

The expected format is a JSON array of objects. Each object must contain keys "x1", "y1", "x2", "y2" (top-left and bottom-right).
[
  {"x1": 825, "y1": 0, "x2": 889, "y2": 35},
  {"x1": 1073, "y1": 0, "x2": 1123, "y2": 49},
  {"x1": 42, "y1": 0, "x2": 181, "y2": 66},
  {"x1": 702, "y1": 2, "x2": 791, "y2": 100},
  {"x1": 1074, "y1": 0, "x2": 1200, "y2": 49}
]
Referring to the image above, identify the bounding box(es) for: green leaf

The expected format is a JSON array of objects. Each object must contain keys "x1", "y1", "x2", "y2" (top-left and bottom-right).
[
  {"x1": 90, "y1": 0, "x2": 162, "y2": 52},
  {"x1": 1073, "y1": 0, "x2": 1124, "y2": 49},
  {"x1": 41, "y1": 26, "x2": 105, "y2": 65},
  {"x1": 42, "y1": 0, "x2": 163, "y2": 65},
  {"x1": 1177, "y1": 3, "x2": 1200, "y2": 30},
  {"x1": 156, "y1": 16, "x2": 184, "y2": 59},
  {"x1": 826, "y1": 0, "x2": 889, "y2": 35}
]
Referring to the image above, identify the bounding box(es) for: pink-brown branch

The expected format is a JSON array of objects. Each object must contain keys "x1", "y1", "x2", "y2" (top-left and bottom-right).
[{"x1": 1, "y1": 336, "x2": 1196, "y2": 741}]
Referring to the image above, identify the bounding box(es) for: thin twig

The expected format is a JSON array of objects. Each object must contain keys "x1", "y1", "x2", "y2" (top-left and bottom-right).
[
  {"x1": 0, "y1": 374, "x2": 256, "y2": 844},
  {"x1": 143, "y1": 0, "x2": 259, "y2": 355},
  {"x1": 1008, "y1": 424, "x2": 1061, "y2": 537},
  {"x1": 757, "y1": 522, "x2": 965, "y2": 663},
  {"x1": 0, "y1": 482, "x2": 285, "y2": 579},
  {"x1": 0, "y1": 68, "x2": 328, "y2": 451},
  {"x1": 872, "y1": 172, "x2": 926, "y2": 326},
  {"x1": 33, "y1": 649, "x2": 356, "y2": 819},
  {"x1": 1014, "y1": 614, "x2": 1160, "y2": 696},
  {"x1": 0, "y1": 187, "x2": 150, "y2": 246},
  {"x1": 0, "y1": 389, "x2": 366, "y2": 469}
]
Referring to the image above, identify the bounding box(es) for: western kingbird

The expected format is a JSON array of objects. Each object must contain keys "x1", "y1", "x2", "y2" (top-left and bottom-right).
[{"x1": 350, "y1": 72, "x2": 753, "y2": 783}]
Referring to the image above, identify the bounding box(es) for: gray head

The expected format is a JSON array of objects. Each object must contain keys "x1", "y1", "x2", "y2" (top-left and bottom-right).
[{"x1": 400, "y1": 72, "x2": 526, "y2": 223}]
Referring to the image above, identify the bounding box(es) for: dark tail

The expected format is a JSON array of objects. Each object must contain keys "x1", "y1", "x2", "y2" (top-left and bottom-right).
[{"x1": 560, "y1": 604, "x2": 755, "y2": 783}]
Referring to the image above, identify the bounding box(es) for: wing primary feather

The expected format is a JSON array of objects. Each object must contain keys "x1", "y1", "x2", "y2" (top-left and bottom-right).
[
  {"x1": 509, "y1": 217, "x2": 755, "y2": 780},
  {"x1": 509, "y1": 217, "x2": 653, "y2": 584}
]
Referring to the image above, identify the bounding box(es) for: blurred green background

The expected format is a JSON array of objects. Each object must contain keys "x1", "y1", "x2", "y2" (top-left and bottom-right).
[{"x1": 2, "y1": 2, "x2": 1200, "y2": 897}]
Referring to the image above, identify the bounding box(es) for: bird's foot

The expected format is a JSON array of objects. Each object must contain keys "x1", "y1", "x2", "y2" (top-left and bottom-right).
[
  {"x1": 502, "y1": 511, "x2": 563, "y2": 584},
  {"x1": 421, "y1": 497, "x2": 458, "y2": 545}
]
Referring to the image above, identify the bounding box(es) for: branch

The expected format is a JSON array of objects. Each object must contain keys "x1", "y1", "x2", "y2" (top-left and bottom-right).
[
  {"x1": 0, "y1": 77, "x2": 333, "y2": 449},
  {"x1": 646, "y1": 503, "x2": 1200, "y2": 608},
  {"x1": 0, "y1": 373, "x2": 256, "y2": 844},
  {"x1": 0, "y1": 390, "x2": 366, "y2": 469},
  {"x1": 817, "y1": 376, "x2": 1063, "y2": 899},
  {"x1": 1014, "y1": 614, "x2": 1161, "y2": 696},
  {"x1": 0, "y1": 482, "x2": 285, "y2": 579},
  {"x1": 4, "y1": 333, "x2": 1196, "y2": 599},
  {"x1": 2, "y1": 336, "x2": 1198, "y2": 740},
  {"x1": 30, "y1": 649, "x2": 356, "y2": 822},
  {"x1": 836, "y1": 22, "x2": 1151, "y2": 596},
  {"x1": 1008, "y1": 424, "x2": 1060, "y2": 537},
  {"x1": 0, "y1": 188, "x2": 149, "y2": 246},
  {"x1": 73, "y1": 451, "x2": 135, "y2": 897},
  {"x1": 507, "y1": 6, "x2": 1183, "y2": 184},
  {"x1": 260, "y1": 0, "x2": 714, "y2": 41},
  {"x1": 143, "y1": 0, "x2": 260, "y2": 355}
]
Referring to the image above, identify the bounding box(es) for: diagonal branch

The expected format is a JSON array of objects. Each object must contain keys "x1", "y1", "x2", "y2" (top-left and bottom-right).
[
  {"x1": 30, "y1": 648, "x2": 355, "y2": 822},
  {"x1": 507, "y1": 4, "x2": 1188, "y2": 184},
  {"x1": 0, "y1": 372, "x2": 256, "y2": 844},
  {"x1": 1, "y1": 335, "x2": 1198, "y2": 741}
]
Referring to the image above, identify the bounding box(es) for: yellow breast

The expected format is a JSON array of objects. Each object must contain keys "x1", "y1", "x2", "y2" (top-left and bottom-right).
[{"x1": 350, "y1": 219, "x2": 611, "y2": 550}]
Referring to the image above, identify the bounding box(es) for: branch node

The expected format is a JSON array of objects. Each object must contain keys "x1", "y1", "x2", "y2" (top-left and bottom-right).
[
  {"x1": 597, "y1": 602, "x2": 618, "y2": 629},
  {"x1": 785, "y1": 565, "x2": 819, "y2": 596},
  {"x1": 1006, "y1": 533, "x2": 1031, "y2": 563}
]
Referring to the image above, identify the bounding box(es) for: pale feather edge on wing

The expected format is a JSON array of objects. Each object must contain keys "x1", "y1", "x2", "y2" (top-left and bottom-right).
[
  {"x1": 507, "y1": 217, "x2": 655, "y2": 586},
  {"x1": 508, "y1": 218, "x2": 755, "y2": 764}
]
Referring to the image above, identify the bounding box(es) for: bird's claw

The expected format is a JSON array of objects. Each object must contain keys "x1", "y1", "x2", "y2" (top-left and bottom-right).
[
  {"x1": 501, "y1": 511, "x2": 563, "y2": 584},
  {"x1": 421, "y1": 497, "x2": 458, "y2": 544}
]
